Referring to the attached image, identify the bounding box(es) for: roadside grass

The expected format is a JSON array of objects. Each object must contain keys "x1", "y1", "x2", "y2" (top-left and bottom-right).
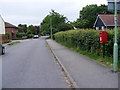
[
  {"x1": 46, "y1": 36, "x2": 51, "y2": 39},
  {"x1": 8, "y1": 41, "x2": 20, "y2": 45},
  {"x1": 56, "y1": 40, "x2": 120, "y2": 71},
  {"x1": 1, "y1": 40, "x2": 10, "y2": 44}
]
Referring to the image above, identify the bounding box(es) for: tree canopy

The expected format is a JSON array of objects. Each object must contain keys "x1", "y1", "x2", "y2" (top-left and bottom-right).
[
  {"x1": 40, "y1": 10, "x2": 74, "y2": 35},
  {"x1": 73, "y1": 4, "x2": 113, "y2": 28},
  {"x1": 18, "y1": 24, "x2": 40, "y2": 35},
  {"x1": 18, "y1": 24, "x2": 27, "y2": 33}
]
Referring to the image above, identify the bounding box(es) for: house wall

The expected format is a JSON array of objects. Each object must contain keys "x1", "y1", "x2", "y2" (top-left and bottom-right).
[
  {"x1": 95, "y1": 17, "x2": 105, "y2": 30},
  {"x1": 0, "y1": 16, "x2": 5, "y2": 34},
  {"x1": 0, "y1": 34, "x2": 8, "y2": 43},
  {"x1": 94, "y1": 17, "x2": 116, "y2": 30},
  {"x1": 106, "y1": 26, "x2": 115, "y2": 29},
  {"x1": 0, "y1": 15, "x2": 7, "y2": 43},
  {"x1": 0, "y1": 16, "x2": 3, "y2": 88},
  {"x1": 5, "y1": 28, "x2": 18, "y2": 39}
]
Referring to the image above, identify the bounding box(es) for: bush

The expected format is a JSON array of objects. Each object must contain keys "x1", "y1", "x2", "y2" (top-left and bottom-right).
[
  {"x1": 27, "y1": 34, "x2": 34, "y2": 38},
  {"x1": 5, "y1": 32, "x2": 10, "y2": 39},
  {"x1": 16, "y1": 33, "x2": 26, "y2": 38},
  {"x1": 54, "y1": 29, "x2": 120, "y2": 59}
]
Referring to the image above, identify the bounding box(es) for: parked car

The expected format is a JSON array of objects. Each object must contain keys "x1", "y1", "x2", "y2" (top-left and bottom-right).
[
  {"x1": 0, "y1": 43, "x2": 5, "y2": 55},
  {"x1": 33, "y1": 35, "x2": 39, "y2": 39}
]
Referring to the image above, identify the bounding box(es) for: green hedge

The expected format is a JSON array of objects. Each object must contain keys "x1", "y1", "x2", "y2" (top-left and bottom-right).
[
  {"x1": 16, "y1": 33, "x2": 26, "y2": 38},
  {"x1": 27, "y1": 34, "x2": 34, "y2": 38},
  {"x1": 54, "y1": 29, "x2": 120, "y2": 59}
]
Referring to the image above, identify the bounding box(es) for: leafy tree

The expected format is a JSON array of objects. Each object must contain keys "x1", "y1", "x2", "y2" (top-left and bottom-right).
[
  {"x1": 41, "y1": 10, "x2": 73, "y2": 35},
  {"x1": 17, "y1": 24, "x2": 40, "y2": 39},
  {"x1": 18, "y1": 24, "x2": 27, "y2": 33},
  {"x1": 26, "y1": 30, "x2": 32, "y2": 34},
  {"x1": 74, "y1": 4, "x2": 113, "y2": 28},
  {"x1": 35, "y1": 26, "x2": 40, "y2": 34},
  {"x1": 27, "y1": 25, "x2": 37, "y2": 35},
  {"x1": 57, "y1": 23, "x2": 74, "y2": 31},
  {"x1": 73, "y1": 19, "x2": 90, "y2": 28}
]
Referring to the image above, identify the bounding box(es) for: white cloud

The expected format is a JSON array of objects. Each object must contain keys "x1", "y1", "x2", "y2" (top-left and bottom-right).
[{"x1": 0, "y1": 0, "x2": 108, "y2": 25}]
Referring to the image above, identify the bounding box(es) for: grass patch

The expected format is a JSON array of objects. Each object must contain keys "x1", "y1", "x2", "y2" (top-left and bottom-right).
[
  {"x1": 8, "y1": 41, "x2": 20, "y2": 45},
  {"x1": 55, "y1": 40, "x2": 120, "y2": 71},
  {"x1": 45, "y1": 36, "x2": 51, "y2": 39},
  {"x1": 1, "y1": 40, "x2": 10, "y2": 44}
]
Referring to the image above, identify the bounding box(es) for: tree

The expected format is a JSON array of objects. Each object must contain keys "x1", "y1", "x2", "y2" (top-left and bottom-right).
[
  {"x1": 73, "y1": 19, "x2": 90, "y2": 28},
  {"x1": 18, "y1": 24, "x2": 27, "y2": 33},
  {"x1": 57, "y1": 23, "x2": 74, "y2": 31},
  {"x1": 35, "y1": 26, "x2": 40, "y2": 34},
  {"x1": 27, "y1": 25, "x2": 37, "y2": 35},
  {"x1": 74, "y1": 4, "x2": 113, "y2": 28},
  {"x1": 40, "y1": 10, "x2": 73, "y2": 35}
]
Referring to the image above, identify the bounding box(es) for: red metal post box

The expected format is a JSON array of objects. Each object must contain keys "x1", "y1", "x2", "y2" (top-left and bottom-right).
[{"x1": 99, "y1": 31, "x2": 108, "y2": 43}]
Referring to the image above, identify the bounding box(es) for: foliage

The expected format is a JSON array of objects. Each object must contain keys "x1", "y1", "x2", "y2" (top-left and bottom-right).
[
  {"x1": 27, "y1": 34, "x2": 34, "y2": 38},
  {"x1": 73, "y1": 4, "x2": 113, "y2": 28},
  {"x1": 5, "y1": 32, "x2": 10, "y2": 39},
  {"x1": 17, "y1": 24, "x2": 40, "y2": 39},
  {"x1": 16, "y1": 33, "x2": 26, "y2": 38},
  {"x1": 27, "y1": 25, "x2": 38, "y2": 35},
  {"x1": 54, "y1": 29, "x2": 120, "y2": 58},
  {"x1": 57, "y1": 23, "x2": 74, "y2": 31},
  {"x1": 26, "y1": 30, "x2": 32, "y2": 34},
  {"x1": 8, "y1": 41, "x2": 20, "y2": 45},
  {"x1": 18, "y1": 24, "x2": 27, "y2": 33},
  {"x1": 40, "y1": 10, "x2": 73, "y2": 35},
  {"x1": 73, "y1": 19, "x2": 90, "y2": 28}
]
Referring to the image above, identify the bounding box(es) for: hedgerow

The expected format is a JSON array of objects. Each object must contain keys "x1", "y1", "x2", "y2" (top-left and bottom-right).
[{"x1": 54, "y1": 29, "x2": 120, "y2": 59}]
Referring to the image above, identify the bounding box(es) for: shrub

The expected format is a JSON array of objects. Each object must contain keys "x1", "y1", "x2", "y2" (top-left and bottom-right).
[
  {"x1": 16, "y1": 33, "x2": 26, "y2": 38},
  {"x1": 27, "y1": 34, "x2": 34, "y2": 38},
  {"x1": 54, "y1": 29, "x2": 120, "y2": 59},
  {"x1": 5, "y1": 32, "x2": 10, "y2": 39}
]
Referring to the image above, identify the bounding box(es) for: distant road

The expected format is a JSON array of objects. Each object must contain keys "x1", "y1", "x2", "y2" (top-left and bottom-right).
[{"x1": 2, "y1": 37, "x2": 67, "y2": 88}]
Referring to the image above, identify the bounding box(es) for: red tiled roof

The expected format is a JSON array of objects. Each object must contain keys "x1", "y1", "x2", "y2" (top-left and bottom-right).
[
  {"x1": 5, "y1": 22, "x2": 17, "y2": 28},
  {"x1": 98, "y1": 14, "x2": 120, "y2": 26}
]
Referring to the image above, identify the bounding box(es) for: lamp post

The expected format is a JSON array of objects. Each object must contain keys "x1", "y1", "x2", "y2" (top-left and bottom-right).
[
  {"x1": 108, "y1": 0, "x2": 119, "y2": 72},
  {"x1": 50, "y1": 14, "x2": 53, "y2": 39},
  {"x1": 113, "y1": 0, "x2": 118, "y2": 72}
]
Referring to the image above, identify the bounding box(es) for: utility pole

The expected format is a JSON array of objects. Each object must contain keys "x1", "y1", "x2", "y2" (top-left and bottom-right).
[
  {"x1": 50, "y1": 15, "x2": 53, "y2": 39},
  {"x1": 113, "y1": 0, "x2": 118, "y2": 72}
]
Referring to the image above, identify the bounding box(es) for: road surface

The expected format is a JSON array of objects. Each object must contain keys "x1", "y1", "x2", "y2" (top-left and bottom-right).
[{"x1": 2, "y1": 37, "x2": 68, "y2": 88}]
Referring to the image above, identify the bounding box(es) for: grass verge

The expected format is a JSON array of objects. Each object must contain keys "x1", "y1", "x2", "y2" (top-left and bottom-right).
[
  {"x1": 55, "y1": 40, "x2": 120, "y2": 72},
  {"x1": 8, "y1": 41, "x2": 20, "y2": 45}
]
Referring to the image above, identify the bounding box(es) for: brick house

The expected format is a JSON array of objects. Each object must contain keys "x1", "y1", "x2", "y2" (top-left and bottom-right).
[
  {"x1": 93, "y1": 14, "x2": 120, "y2": 30},
  {"x1": 5, "y1": 22, "x2": 18, "y2": 39},
  {"x1": 0, "y1": 15, "x2": 8, "y2": 43}
]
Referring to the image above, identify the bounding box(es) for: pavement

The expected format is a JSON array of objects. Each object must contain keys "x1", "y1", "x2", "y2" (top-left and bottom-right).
[
  {"x1": 0, "y1": 56, "x2": 2, "y2": 90},
  {"x1": 46, "y1": 39, "x2": 118, "y2": 88},
  {"x1": 2, "y1": 37, "x2": 68, "y2": 88}
]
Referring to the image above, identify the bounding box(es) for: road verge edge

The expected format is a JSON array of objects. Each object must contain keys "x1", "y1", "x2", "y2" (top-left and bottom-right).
[{"x1": 46, "y1": 39, "x2": 79, "y2": 88}]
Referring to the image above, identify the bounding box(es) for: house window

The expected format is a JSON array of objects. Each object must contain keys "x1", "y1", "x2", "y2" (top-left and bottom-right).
[
  {"x1": 96, "y1": 27, "x2": 99, "y2": 30},
  {"x1": 102, "y1": 26, "x2": 104, "y2": 30}
]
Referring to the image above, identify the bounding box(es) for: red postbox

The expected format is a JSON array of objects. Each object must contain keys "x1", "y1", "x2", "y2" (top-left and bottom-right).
[{"x1": 99, "y1": 31, "x2": 108, "y2": 43}]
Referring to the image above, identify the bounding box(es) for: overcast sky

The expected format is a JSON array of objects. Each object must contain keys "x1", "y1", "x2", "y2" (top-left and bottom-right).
[{"x1": 0, "y1": 0, "x2": 107, "y2": 26}]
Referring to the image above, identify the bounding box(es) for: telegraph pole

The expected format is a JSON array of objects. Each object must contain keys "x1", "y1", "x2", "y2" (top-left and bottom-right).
[
  {"x1": 50, "y1": 17, "x2": 53, "y2": 39},
  {"x1": 113, "y1": 0, "x2": 118, "y2": 72}
]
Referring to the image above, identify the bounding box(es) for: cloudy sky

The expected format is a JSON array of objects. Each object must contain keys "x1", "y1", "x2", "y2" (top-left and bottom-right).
[{"x1": 0, "y1": 0, "x2": 107, "y2": 26}]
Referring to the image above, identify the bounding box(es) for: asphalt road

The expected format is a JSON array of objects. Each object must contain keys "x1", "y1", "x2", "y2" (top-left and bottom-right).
[{"x1": 2, "y1": 37, "x2": 68, "y2": 88}]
